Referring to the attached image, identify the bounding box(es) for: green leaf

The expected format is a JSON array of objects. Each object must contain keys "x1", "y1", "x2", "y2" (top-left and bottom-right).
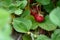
[
  {"x1": 22, "y1": 34, "x2": 31, "y2": 40},
  {"x1": 19, "y1": 1, "x2": 27, "y2": 9},
  {"x1": 4, "y1": 0, "x2": 12, "y2": 5},
  {"x1": 30, "y1": 18, "x2": 39, "y2": 30},
  {"x1": 15, "y1": 9, "x2": 23, "y2": 15},
  {"x1": 1, "y1": 24, "x2": 12, "y2": 35},
  {"x1": 15, "y1": 1, "x2": 23, "y2": 7},
  {"x1": 13, "y1": 18, "x2": 32, "y2": 33},
  {"x1": 31, "y1": 23, "x2": 38, "y2": 30},
  {"x1": 8, "y1": 4, "x2": 17, "y2": 13},
  {"x1": 0, "y1": 32, "x2": 13, "y2": 40},
  {"x1": 36, "y1": 0, "x2": 50, "y2": 5},
  {"x1": 0, "y1": 8, "x2": 12, "y2": 40},
  {"x1": 0, "y1": 8, "x2": 10, "y2": 20},
  {"x1": 49, "y1": 7, "x2": 60, "y2": 27},
  {"x1": 51, "y1": 29, "x2": 60, "y2": 40},
  {"x1": 39, "y1": 16, "x2": 57, "y2": 31},
  {"x1": 43, "y1": 2, "x2": 54, "y2": 13},
  {"x1": 21, "y1": 9, "x2": 30, "y2": 17},
  {"x1": 0, "y1": 8, "x2": 10, "y2": 30},
  {"x1": 36, "y1": 34, "x2": 50, "y2": 40},
  {"x1": 24, "y1": 15, "x2": 38, "y2": 30},
  {"x1": 0, "y1": 0, "x2": 27, "y2": 13},
  {"x1": 0, "y1": 0, "x2": 12, "y2": 7},
  {"x1": 0, "y1": 24, "x2": 12, "y2": 40}
]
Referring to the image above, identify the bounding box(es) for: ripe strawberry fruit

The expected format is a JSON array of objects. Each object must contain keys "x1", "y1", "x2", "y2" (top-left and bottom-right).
[{"x1": 34, "y1": 14, "x2": 44, "y2": 22}]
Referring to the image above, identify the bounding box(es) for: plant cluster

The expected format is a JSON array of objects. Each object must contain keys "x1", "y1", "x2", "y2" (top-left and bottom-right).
[{"x1": 0, "y1": 0, "x2": 60, "y2": 40}]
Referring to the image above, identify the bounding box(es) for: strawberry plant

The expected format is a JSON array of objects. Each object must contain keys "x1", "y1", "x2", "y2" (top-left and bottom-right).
[{"x1": 0, "y1": 0, "x2": 60, "y2": 40}]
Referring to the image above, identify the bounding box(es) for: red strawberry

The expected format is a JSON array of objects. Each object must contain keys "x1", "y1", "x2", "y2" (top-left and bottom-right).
[
  {"x1": 34, "y1": 14, "x2": 44, "y2": 22},
  {"x1": 30, "y1": 9, "x2": 37, "y2": 16}
]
